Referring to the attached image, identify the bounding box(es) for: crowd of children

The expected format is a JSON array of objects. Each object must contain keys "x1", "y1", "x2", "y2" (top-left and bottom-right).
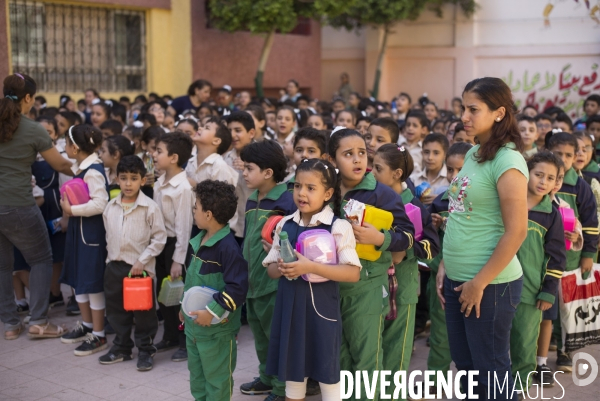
[{"x1": 5, "y1": 74, "x2": 600, "y2": 401}]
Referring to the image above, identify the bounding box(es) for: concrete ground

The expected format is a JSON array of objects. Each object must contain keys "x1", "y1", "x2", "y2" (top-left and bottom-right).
[{"x1": 1, "y1": 288, "x2": 598, "y2": 400}]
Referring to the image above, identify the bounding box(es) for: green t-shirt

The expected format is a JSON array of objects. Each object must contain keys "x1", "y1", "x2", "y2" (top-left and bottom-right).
[
  {"x1": 443, "y1": 142, "x2": 528, "y2": 284},
  {"x1": 0, "y1": 115, "x2": 53, "y2": 206}
]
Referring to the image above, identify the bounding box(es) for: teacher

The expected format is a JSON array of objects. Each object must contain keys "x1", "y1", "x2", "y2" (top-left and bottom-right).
[
  {"x1": 438, "y1": 77, "x2": 528, "y2": 400},
  {"x1": 0, "y1": 74, "x2": 73, "y2": 340}
]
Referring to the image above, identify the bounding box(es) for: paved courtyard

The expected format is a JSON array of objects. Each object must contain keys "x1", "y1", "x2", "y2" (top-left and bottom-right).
[{"x1": 1, "y1": 286, "x2": 599, "y2": 400}]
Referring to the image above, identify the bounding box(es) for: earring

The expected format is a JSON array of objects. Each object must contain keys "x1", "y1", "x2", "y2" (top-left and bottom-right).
[{"x1": 496, "y1": 118, "x2": 501, "y2": 122}]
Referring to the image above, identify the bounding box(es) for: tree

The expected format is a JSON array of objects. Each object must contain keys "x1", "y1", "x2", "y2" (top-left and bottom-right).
[
  {"x1": 327, "y1": 0, "x2": 477, "y2": 99},
  {"x1": 208, "y1": 0, "x2": 354, "y2": 98}
]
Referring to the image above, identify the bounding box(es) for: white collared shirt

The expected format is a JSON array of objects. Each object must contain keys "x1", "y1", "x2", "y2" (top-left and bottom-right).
[
  {"x1": 223, "y1": 149, "x2": 253, "y2": 237},
  {"x1": 410, "y1": 164, "x2": 450, "y2": 194},
  {"x1": 262, "y1": 206, "x2": 362, "y2": 269},
  {"x1": 103, "y1": 191, "x2": 167, "y2": 276},
  {"x1": 185, "y1": 152, "x2": 238, "y2": 187},
  {"x1": 70, "y1": 153, "x2": 109, "y2": 217},
  {"x1": 153, "y1": 170, "x2": 195, "y2": 264},
  {"x1": 398, "y1": 136, "x2": 423, "y2": 176}
]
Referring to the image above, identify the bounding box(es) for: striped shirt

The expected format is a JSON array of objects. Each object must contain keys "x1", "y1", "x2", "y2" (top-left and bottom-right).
[
  {"x1": 103, "y1": 191, "x2": 167, "y2": 277},
  {"x1": 262, "y1": 206, "x2": 362, "y2": 270},
  {"x1": 70, "y1": 154, "x2": 108, "y2": 217},
  {"x1": 153, "y1": 170, "x2": 195, "y2": 265}
]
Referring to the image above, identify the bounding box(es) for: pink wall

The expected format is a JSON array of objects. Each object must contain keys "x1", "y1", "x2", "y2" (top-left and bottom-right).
[{"x1": 191, "y1": 0, "x2": 321, "y2": 99}]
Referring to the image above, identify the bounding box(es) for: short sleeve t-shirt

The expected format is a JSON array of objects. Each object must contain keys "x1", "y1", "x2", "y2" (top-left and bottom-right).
[
  {"x1": 443, "y1": 142, "x2": 528, "y2": 284},
  {"x1": 0, "y1": 115, "x2": 53, "y2": 206},
  {"x1": 170, "y1": 96, "x2": 197, "y2": 116}
]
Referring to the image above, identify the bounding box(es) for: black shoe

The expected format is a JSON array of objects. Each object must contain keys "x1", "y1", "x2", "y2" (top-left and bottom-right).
[
  {"x1": 66, "y1": 296, "x2": 80, "y2": 316},
  {"x1": 171, "y1": 348, "x2": 187, "y2": 362},
  {"x1": 104, "y1": 317, "x2": 115, "y2": 335},
  {"x1": 61, "y1": 321, "x2": 92, "y2": 344},
  {"x1": 549, "y1": 337, "x2": 557, "y2": 351},
  {"x1": 240, "y1": 377, "x2": 273, "y2": 395},
  {"x1": 306, "y1": 378, "x2": 321, "y2": 396},
  {"x1": 534, "y1": 364, "x2": 555, "y2": 387},
  {"x1": 16, "y1": 303, "x2": 29, "y2": 315},
  {"x1": 137, "y1": 351, "x2": 154, "y2": 371},
  {"x1": 49, "y1": 293, "x2": 65, "y2": 307},
  {"x1": 155, "y1": 339, "x2": 179, "y2": 353},
  {"x1": 74, "y1": 333, "x2": 108, "y2": 356},
  {"x1": 99, "y1": 351, "x2": 132, "y2": 365},
  {"x1": 263, "y1": 395, "x2": 284, "y2": 401},
  {"x1": 556, "y1": 351, "x2": 572, "y2": 372}
]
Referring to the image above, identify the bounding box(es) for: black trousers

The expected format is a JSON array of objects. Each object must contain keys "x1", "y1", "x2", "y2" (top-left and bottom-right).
[
  {"x1": 155, "y1": 237, "x2": 186, "y2": 348},
  {"x1": 105, "y1": 261, "x2": 158, "y2": 354}
]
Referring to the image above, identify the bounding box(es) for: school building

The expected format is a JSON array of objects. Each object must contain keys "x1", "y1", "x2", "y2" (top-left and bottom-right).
[{"x1": 1, "y1": 0, "x2": 321, "y2": 104}]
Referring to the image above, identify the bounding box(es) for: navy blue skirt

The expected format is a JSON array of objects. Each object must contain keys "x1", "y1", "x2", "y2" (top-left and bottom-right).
[{"x1": 266, "y1": 276, "x2": 342, "y2": 384}]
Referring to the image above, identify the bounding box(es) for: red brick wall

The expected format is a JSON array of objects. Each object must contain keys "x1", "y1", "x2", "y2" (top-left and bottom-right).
[{"x1": 191, "y1": 0, "x2": 322, "y2": 99}]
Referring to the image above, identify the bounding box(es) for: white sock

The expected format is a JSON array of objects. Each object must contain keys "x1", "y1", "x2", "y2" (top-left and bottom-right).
[
  {"x1": 16, "y1": 299, "x2": 28, "y2": 306},
  {"x1": 82, "y1": 321, "x2": 93, "y2": 329},
  {"x1": 92, "y1": 330, "x2": 105, "y2": 338},
  {"x1": 537, "y1": 356, "x2": 548, "y2": 366}
]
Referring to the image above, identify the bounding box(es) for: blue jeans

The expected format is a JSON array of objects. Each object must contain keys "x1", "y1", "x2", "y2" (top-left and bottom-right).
[
  {"x1": 444, "y1": 275, "x2": 523, "y2": 401},
  {"x1": 0, "y1": 205, "x2": 52, "y2": 331}
]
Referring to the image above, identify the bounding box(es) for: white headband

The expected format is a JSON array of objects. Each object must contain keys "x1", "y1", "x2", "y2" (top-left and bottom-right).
[
  {"x1": 330, "y1": 126, "x2": 347, "y2": 137},
  {"x1": 68, "y1": 126, "x2": 79, "y2": 149}
]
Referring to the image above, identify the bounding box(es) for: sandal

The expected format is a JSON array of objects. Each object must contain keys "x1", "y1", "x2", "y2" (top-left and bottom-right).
[
  {"x1": 4, "y1": 324, "x2": 23, "y2": 340},
  {"x1": 28, "y1": 322, "x2": 66, "y2": 339}
]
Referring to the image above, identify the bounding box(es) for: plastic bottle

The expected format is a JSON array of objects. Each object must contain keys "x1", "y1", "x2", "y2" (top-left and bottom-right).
[{"x1": 279, "y1": 231, "x2": 297, "y2": 280}]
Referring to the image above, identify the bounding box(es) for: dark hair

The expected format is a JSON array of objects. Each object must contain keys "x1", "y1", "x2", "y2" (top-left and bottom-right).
[
  {"x1": 175, "y1": 118, "x2": 199, "y2": 131},
  {"x1": 327, "y1": 128, "x2": 365, "y2": 158},
  {"x1": 105, "y1": 135, "x2": 135, "y2": 158},
  {"x1": 423, "y1": 133, "x2": 449, "y2": 153},
  {"x1": 142, "y1": 100, "x2": 168, "y2": 114},
  {"x1": 356, "y1": 115, "x2": 374, "y2": 126},
  {"x1": 59, "y1": 94, "x2": 71, "y2": 107},
  {"x1": 295, "y1": 158, "x2": 342, "y2": 216},
  {"x1": 100, "y1": 119, "x2": 123, "y2": 136},
  {"x1": 554, "y1": 112, "x2": 573, "y2": 131},
  {"x1": 158, "y1": 131, "x2": 193, "y2": 167},
  {"x1": 110, "y1": 103, "x2": 127, "y2": 123},
  {"x1": 585, "y1": 94, "x2": 600, "y2": 109},
  {"x1": 119, "y1": 96, "x2": 131, "y2": 103},
  {"x1": 134, "y1": 94, "x2": 148, "y2": 104},
  {"x1": 124, "y1": 126, "x2": 143, "y2": 142},
  {"x1": 369, "y1": 117, "x2": 400, "y2": 143},
  {"x1": 545, "y1": 131, "x2": 578, "y2": 152},
  {"x1": 148, "y1": 92, "x2": 160, "y2": 100},
  {"x1": 194, "y1": 180, "x2": 238, "y2": 225},
  {"x1": 573, "y1": 130, "x2": 594, "y2": 145},
  {"x1": 527, "y1": 150, "x2": 563, "y2": 174},
  {"x1": 227, "y1": 110, "x2": 255, "y2": 132},
  {"x1": 61, "y1": 111, "x2": 81, "y2": 126},
  {"x1": 332, "y1": 98, "x2": 345, "y2": 106},
  {"x1": 117, "y1": 154, "x2": 146, "y2": 177},
  {"x1": 67, "y1": 124, "x2": 103, "y2": 154},
  {"x1": 522, "y1": 104, "x2": 538, "y2": 113},
  {"x1": 534, "y1": 113, "x2": 553, "y2": 123},
  {"x1": 187, "y1": 79, "x2": 212, "y2": 97},
  {"x1": 39, "y1": 106, "x2": 59, "y2": 118},
  {"x1": 34, "y1": 95, "x2": 46, "y2": 105},
  {"x1": 37, "y1": 116, "x2": 58, "y2": 135},
  {"x1": 277, "y1": 105, "x2": 298, "y2": 122},
  {"x1": 141, "y1": 125, "x2": 164, "y2": 144},
  {"x1": 335, "y1": 109, "x2": 356, "y2": 125},
  {"x1": 587, "y1": 115, "x2": 600, "y2": 127},
  {"x1": 92, "y1": 101, "x2": 111, "y2": 119},
  {"x1": 447, "y1": 142, "x2": 473, "y2": 159},
  {"x1": 462, "y1": 77, "x2": 523, "y2": 162},
  {"x1": 137, "y1": 112, "x2": 157, "y2": 126},
  {"x1": 297, "y1": 94, "x2": 311, "y2": 104},
  {"x1": 308, "y1": 113, "x2": 325, "y2": 125},
  {"x1": 296, "y1": 108, "x2": 311, "y2": 128},
  {"x1": 0, "y1": 73, "x2": 37, "y2": 143},
  {"x1": 517, "y1": 115, "x2": 535, "y2": 124},
  {"x1": 85, "y1": 88, "x2": 100, "y2": 98},
  {"x1": 543, "y1": 106, "x2": 564, "y2": 116},
  {"x1": 375, "y1": 143, "x2": 414, "y2": 182},
  {"x1": 246, "y1": 104, "x2": 266, "y2": 123},
  {"x1": 399, "y1": 92, "x2": 412, "y2": 104},
  {"x1": 240, "y1": 140, "x2": 288, "y2": 183},
  {"x1": 406, "y1": 110, "x2": 430, "y2": 129},
  {"x1": 204, "y1": 116, "x2": 232, "y2": 155},
  {"x1": 293, "y1": 127, "x2": 327, "y2": 155}
]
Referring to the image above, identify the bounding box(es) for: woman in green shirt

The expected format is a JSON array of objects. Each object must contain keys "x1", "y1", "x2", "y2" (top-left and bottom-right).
[
  {"x1": 437, "y1": 77, "x2": 528, "y2": 400},
  {"x1": 0, "y1": 74, "x2": 72, "y2": 340}
]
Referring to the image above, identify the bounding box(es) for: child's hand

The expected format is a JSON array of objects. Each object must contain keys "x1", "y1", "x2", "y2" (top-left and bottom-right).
[
  {"x1": 130, "y1": 261, "x2": 144, "y2": 276},
  {"x1": 352, "y1": 222, "x2": 384, "y2": 246},
  {"x1": 60, "y1": 196, "x2": 72, "y2": 216},
  {"x1": 261, "y1": 239, "x2": 272, "y2": 254},
  {"x1": 431, "y1": 213, "x2": 443, "y2": 230},
  {"x1": 170, "y1": 262, "x2": 183, "y2": 279},
  {"x1": 278, "y1": 252, "x2": 313, "y2": 280},
  {"x1": 421, "y1": 194, "x2": 436, "y2": 205},
  {"x1": 536, "y1": 300, "x2": 553, "y2": 311},
  {"x1": 392, "y1": 251, "x2": 406, "y2": 265},
  {"x1": 580, "y1": 257, "x2": 593, "y2": 274},
  {"x1": 564, "y1": 231, "x2": 580, "y2": 242},
  {"x1": 145, "y1": 171, "x2": 155, "y2": 185},
  {"x1": 190, "y1": 309, "x2": 213, "y2": 327},
  {"x1": 179, "y1": 311, "x2": 184, "y2": 323},
  {"x1": 233, "y1": 157, "x2": 244, "y2": 172},
  {"x1": 59, "y1": 216, "x2": 69, "y2": 232}
]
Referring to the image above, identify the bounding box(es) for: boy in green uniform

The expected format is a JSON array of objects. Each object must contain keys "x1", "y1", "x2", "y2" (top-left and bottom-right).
[{"x1": 182, "y1": 180, "x2": 248, "y2": 401}]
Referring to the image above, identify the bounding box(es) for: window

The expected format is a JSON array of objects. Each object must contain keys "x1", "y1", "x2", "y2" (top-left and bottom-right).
[{"x1": 9, "y1": 0, "x2": 147, "y2": 92}]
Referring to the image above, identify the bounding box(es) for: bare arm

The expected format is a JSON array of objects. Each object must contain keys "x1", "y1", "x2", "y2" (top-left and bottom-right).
[{"x1": 40, "y1": 147, "x2": 73, "y2": 176}]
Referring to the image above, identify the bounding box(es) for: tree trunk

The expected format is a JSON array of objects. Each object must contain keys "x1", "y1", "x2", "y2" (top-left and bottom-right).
[
  {"x1": 370, "y1": 27, "x2": 389, "y2": 100},
  {"x1": 254, "y1": 29, "x2": 276, "y2": 98}
]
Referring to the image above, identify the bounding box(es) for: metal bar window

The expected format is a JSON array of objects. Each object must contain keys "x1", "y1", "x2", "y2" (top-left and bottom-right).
[{"x1": 9, "y1": 0, "x2": 146, "y2": 92}]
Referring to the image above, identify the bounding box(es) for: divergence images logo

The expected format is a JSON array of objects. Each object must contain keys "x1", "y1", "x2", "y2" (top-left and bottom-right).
[{"x1": 572, "y1": 352, "x2": 598, "y2": 387}]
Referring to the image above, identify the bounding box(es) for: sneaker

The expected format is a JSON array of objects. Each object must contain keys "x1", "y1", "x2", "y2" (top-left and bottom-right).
[
  {"x1": 61, "y1": 321, "x2": 92, "y2": 344},
  {"x1": 240, "y1": 377, "x2": 273, "y2": 395},
  {"x1": 263, "y1": 395, "x2": 284, "y2": 401},
  {"x1": 16, "y1": 303, "x2": 29, "y2": 315},
  {"x1": 74, "y1": 333, "x2": 108, "y2": 356},
  {"x1": 49, "y1": 293, "x2": 64, "y2": 307},
  {"x1": 137, "y1": 351, "x2": 154, "y2": 371},
  {"x1": 306, "y1": 378, "x2": 321, "y2": 396},
  {"x1": 99, "y1": 351, "x2": 132, "y2": 365},
  {"x1": 66, "y1": 296, "x2": 80, "y2": 316},
  {"x1": 549, "y1": 337, "x2": 557, "y2": 351},
  {"x1": 155, "y1": 339, "x2": 179, "y2": 353},
  {"x1": 556, "y1": 351, "x2": 572, "y2": 372},
  {"x1": 171, "y1": 348, "x2": 188, "y2": 362},
  {"x1": 534, "y1": 364, "x2": 555, "y2": 387}
]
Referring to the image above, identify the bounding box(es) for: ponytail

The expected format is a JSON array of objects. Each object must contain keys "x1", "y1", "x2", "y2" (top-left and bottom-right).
[{"x1": 0, "y1": 73, "x2": 37, "y2": 143}]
